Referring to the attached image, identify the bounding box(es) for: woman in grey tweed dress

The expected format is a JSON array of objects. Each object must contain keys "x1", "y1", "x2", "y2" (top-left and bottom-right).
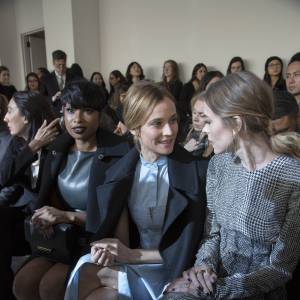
[{"x1": 163, "y1": 71, "x2": 300, "y2": 300}]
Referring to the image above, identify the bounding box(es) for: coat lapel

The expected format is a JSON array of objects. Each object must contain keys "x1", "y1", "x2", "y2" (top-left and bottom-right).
[{"x1": 162, "y1": 145, "x2": 199, "y2": 237}]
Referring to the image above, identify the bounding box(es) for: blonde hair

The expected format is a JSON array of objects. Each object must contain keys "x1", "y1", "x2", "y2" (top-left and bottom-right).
[
  {"x1": 123, "y1": 81, "x2": 175, "y2": 148},
  {"x1": 205, "y1": 71, "x2": 300, "y2": 160}
]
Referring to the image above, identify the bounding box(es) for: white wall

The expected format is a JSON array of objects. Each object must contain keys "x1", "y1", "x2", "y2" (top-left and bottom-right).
[
  {"x1": 42, "y1": 0, "x2": 75, "y2": 71},
  {"x1": 0, "y1": 0, "x2": 43, "y2": 90},
  {"x1": 72, "y1": 0, "x2": 101, "y2": 79},
  {"x1": 1, "y1": 0, "x2": 300, "y2": 89},
  {"x1": 98, "y1": 0, "x2": 300, "y2": 84}
]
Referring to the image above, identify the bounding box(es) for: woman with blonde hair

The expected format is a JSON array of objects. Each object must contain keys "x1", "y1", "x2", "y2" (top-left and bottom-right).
[
  {"x1": 163, "y1": 71, "x2": 300, "y2": 300},
  {"x1": 64, "y1": 81, "x2": 207, "y2": 300}
]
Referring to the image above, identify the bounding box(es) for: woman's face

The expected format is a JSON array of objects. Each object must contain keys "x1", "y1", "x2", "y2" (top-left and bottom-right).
[
  {"x1": 163, "y1": 63, "x2": 174, "y2": 78},
  {"x1": 130, "y1": 63, "x2": 142, "y2": 77},
  {"x1": 230, "y1": 61, "x2": 242, "y2": 73},
  {"x1": 109, "y1": 74, "x2": 120, "y2": 87},
  {"x1": 195, "y1": 67, "x2": 207, "y2": 81},
  {"x1": 63, "y1": 103, "x2": 100, "y2": 143},
  {"x1": 202, "y1": 102, "x2": 233, "y2": 154},
  {"x1": 0, "y1": 70, "x2": 10, "y2": 85},
  {"x1": 136, "y1": 97, "x2": 178, "y2": 161},
  {"x1": 27, "y1": 76, "x2": 39, "y2": 91},
  {"x1": 267, "y1": 59, "x2": 282, "y2": 77},
  {"x1": 4, "y1": 99, "x2": 28, "y2": 139},
  {"x1": 192, "y1": 100, "x2": 207, "y2": 131},
  {"x1": 92, "y1": 74, "x2": 103, "y2": 86}
]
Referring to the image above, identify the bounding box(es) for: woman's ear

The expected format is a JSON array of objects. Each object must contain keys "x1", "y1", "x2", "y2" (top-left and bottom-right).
[
  {"x1": 130, "y1": 128, "x2": 140, "y2": 137},
  {"x1": 232, "y1": 116, "x2": 242, "y2": 134}
]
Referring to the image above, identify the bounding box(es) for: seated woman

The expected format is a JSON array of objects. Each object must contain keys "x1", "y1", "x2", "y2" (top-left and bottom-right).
[
  {"x1": 25, "y1": 72, "x2": 45, "y2": 94},
  {"x1": 125, "y1": 61, "x2": 145, "y2": 85},
  {"x1": 263, "y1": 56, "x2": 286, "y2": 91},
  {"x1": 90, "y1": 72, "x2": 109, "y2": 102},
  {"x1": 64, "y1": 81, "x2": 207, "y2": 300},
  {"x1": 179, "y1": 63, "x2": 207, "y2": 121},
  {"x1": 108, "y1": 70, "x2": 127, "y2": 101},
  {"x1": 161, "y1": 59, "x2": 183, "y2": 102},
  {"x1": 180, "y1": 92, "x2": 213, "y2": 159},
  {"x1": 226, "y1": 56, "x2": 245, "y2": 74},
  {"x1": 0, "y1": 66, "x2": 17, "y2": 100},
  {"x1": 162, "y1": 71, "x2": 300, "y2": 300},
  {"x1": 0, "y1": 91, "x2": 59, "y2": 300},
  {"x1": 12, "y1": 81, "x2": 129, "y2": 300}
]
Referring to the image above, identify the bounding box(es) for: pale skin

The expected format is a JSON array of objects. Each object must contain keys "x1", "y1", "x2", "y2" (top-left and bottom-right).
[
  {"x1": 166, "y1": 105, "x2": 278, "y2": 296},
  {"x1": 78, "y1": 97, "x2": 178, "y2": 300}
]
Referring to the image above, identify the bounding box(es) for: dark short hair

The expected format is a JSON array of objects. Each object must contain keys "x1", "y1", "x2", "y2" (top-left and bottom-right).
[
  {"x1": 13, "y1": 91, "x2": 56, "y2": 141},
  {"x1": 273, "y1": 90, "x2": 299, "y2": 120},
  {"x1": 52, "y1": 50, "x2": 67, "y2": 61},
  {"x1": 0, "y1": 66, "x2": 9, "y2": 74},
  {"x1": 60, "y1": 80, "x2": 106, "y2": 112},
  {"x1": 226, "y1": 56, "x2": 245, "y2": 75},
  {"x1": 289, "y1": 52, "x2": 300, "y2": 64}
]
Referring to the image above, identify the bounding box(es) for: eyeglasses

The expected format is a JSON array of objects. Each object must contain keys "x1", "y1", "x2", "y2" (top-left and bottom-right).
[
  {"x1": 268, "y1": 63, "x2": 281, "y2": 68},
  {"x1": 286, "y1": 72, "x2": 300, "y2": 80}
]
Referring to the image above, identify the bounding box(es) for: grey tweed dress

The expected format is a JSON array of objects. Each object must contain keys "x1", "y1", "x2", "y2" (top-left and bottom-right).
[{"x1": 163, "y1": 153, "x2": 300, "y2": 300}]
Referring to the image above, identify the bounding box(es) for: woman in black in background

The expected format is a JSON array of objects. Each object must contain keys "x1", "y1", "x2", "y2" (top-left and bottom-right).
[
  {"x1": 125, "y1": 61, "x2": 145, "y2": 85},
  {"x1": 90, "y1": 72, "x2": 109, "y2": 102},
  {"x1": 263, "y1": 56, "x2": 286, "y2": 91},
  {"x1": 226, "y1": 56, "x2": 245, "y2": 75},
  {"x1": 179, "y1": 63, "x2": 207, "y2": 122},
  {"x1": 12, "y1": 81, "x2": 129, "y2": 300},
  {"x1": 161, "y1": 59, "x2": 183, "y2": 102},
  {"x1": 0, "y1": 66, "x2": 17, "y2": 100},
  {"x1": 0, "y1": 91, "x2": 59, "y2": 300}
]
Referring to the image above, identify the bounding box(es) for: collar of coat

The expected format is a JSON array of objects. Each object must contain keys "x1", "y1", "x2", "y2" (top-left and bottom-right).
[{"x1": 104, "y1": 143, "x2": 200, "y2": 195}]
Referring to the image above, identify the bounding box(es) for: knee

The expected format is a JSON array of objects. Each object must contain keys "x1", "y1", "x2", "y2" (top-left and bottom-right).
[
  {"x1": 13, "y1": 270, "x2": 35, "y2": 299},
  {"x1": 39, "y1": 266, "x2": 67, "y2": 300}
]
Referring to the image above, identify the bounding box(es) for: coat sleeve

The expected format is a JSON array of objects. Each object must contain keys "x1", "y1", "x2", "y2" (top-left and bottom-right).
[
  {"x1": 194, "y1": 156, "x2": 221, "y2": 272},
  {"x1": 214, "y1": 189, "x2": 300, "y2": 299},
  {"x1": 0, "y1": 138, "x2": 36, "y2": 187}
]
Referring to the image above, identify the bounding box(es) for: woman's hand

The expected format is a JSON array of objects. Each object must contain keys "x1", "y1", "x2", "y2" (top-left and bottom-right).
[
  {"x1": 182, "y1": 265, "x2": 217, "y2": 294},
  {"x1": 165, "y1": 277, "x2": 199, "y2": 296},
  {"x1": 113, "y1": 121, "x2": 128, "y2": 136},
  {"x1": 90, "y1": 244, "x2": 116, "y2": 267},
  {"x1": 31, "y1": 206, "x2": 68, "y2": 226},
  {"x1": 29, "y1": 119, "x2": 60, "y2": 153},
  {"x1": 90, "y1": 238, "x2": 133, "y2": 265},
  {"x1": 184, "y1": 138, "x2": 199, "y2": 152}
]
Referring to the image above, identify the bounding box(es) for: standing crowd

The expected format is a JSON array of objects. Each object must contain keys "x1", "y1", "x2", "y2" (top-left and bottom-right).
[{"x1": 0, "y1": 49, "x2": 300, "y2": 300}]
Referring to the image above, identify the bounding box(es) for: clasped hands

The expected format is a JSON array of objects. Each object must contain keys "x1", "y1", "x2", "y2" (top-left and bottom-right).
[
  {"x1": 90, "y1": 238, "x2": 131, "y2": 268},
  {"x1": 31, "y1": 206, "x2": 68, "y2": 238},
  {"x1": 165, "y1": 265, "x2": 217, "y2": 297}
]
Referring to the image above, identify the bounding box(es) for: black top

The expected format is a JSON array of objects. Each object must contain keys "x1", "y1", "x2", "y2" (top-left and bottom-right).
[
  {"x1": 0, "y1": 84, "x2": 17, "y2": 100},
  {"x1": 179, "y1": 81, "x2": 196, "y2": 118}
]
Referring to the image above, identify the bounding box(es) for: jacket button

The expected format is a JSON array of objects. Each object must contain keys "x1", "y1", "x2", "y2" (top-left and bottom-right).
[
  {"x1": 98, "y1": 154, "x2": 104, "y2": 160},
  {"x1": 51, "y1": 150, "x2": 56, "y2": 156}
]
